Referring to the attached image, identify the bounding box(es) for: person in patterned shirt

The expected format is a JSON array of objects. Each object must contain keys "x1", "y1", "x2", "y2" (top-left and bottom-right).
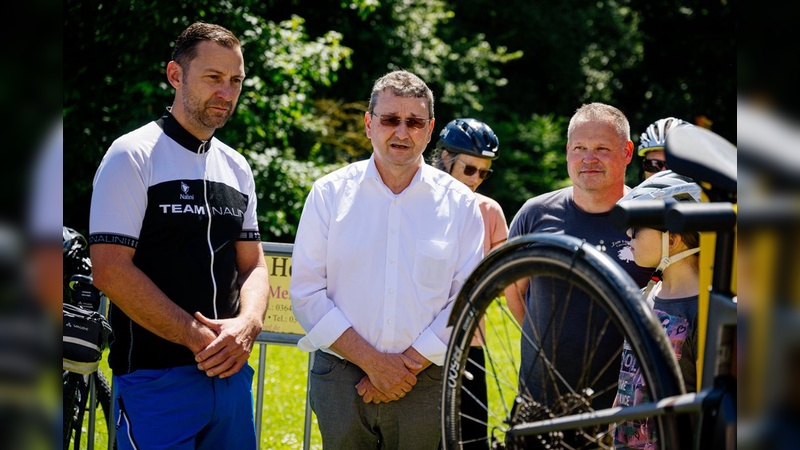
[{"x1": 612, "y1": 170, "x2": 702, "y2": 448}]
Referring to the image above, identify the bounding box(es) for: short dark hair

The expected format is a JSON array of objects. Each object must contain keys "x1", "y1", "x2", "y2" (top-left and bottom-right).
[{"x1": 172, "y1": 22, "x2": 240, "y2": 68}]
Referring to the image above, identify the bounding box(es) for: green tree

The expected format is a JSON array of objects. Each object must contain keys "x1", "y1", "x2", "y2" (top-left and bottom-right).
[
  {"x1": 65, "y1": 0, "x2": 734, "y2": 243},
  {"x1": 620, "y1": 0, "x2": 736, "y2": 141},
  {"x1": 65, "y1": 0, "x2": 518, "y2": 242},
  {"x1": 65, "y1": 1, "x2": 354, "y2": 241}
]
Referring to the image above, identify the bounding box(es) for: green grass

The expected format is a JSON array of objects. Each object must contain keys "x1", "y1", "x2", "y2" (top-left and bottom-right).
[
  {"x1": 251, "y1": 343, "x2": 322, "y2": 449},
  {"x1": 75, "y1": 344, "x2": 323, "y2": 450},
  {"x1": 75, "y1": 298, "x2": 519, "y2": 450}
]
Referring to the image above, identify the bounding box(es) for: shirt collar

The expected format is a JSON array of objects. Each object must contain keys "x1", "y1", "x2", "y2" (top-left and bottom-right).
[
  {"x1": 417, "y1": 163, "x2": 439, "y2": 190},
  {"x1": 155, "y1": 108, "x2": 213, "y2": 154},
  {"x1": 363, "y1": 155, "x2": 434, "y2": 193}
]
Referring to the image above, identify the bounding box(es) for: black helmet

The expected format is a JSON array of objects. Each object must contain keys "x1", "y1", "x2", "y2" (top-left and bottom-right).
[
  {"x1": 63, "y1": 226, "x2": 87, "y2": 255},
  {"x1": 436, "y1": 118, "x2": 499, "y2": 160},
  {"x1": 637, "y1": 117, "x2": 690, "y2": 157},
  {"x1": 63, "y1": 226, "x2": 92, "y2": 281}
]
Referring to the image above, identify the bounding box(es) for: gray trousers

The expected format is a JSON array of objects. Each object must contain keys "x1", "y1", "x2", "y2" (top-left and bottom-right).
[{"x1": 309, "y1": 350, "x2": 443, "y2": 450}]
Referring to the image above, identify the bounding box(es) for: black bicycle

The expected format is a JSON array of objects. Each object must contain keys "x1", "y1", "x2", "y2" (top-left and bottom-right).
[
  {"x1": 63, "y1": 227, "x2": 116, "y2": 450},
  {"x1": 441, "y1": 125, "x2": 736, "y2": 449}
]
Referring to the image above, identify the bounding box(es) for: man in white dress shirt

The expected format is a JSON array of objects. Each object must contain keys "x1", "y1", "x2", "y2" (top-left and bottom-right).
[{"x1": 290, "y1": 70, "x2": 485, "y2": 449}]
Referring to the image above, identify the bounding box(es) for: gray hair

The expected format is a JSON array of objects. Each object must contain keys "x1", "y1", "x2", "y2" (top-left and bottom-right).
[
  {"x1": 429, "y1": 148, "x2": 458, "y2": 172},
  {"x1": 567, "y1": 102, "x2": 630, "y2": 144},
  {"x1": 368, "y1": 70, "x2": 434, "y2": 119}
]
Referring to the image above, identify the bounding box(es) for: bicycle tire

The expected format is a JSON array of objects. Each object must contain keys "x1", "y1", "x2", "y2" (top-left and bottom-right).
[
  {"x1": 63, "y1": 371, "x2": 84, "y2": 450},
  {"x1": 442, "y1": 233, "x2": 690, "y2": 450},
  {"x1": 94, "y1": 369, "x2": 117, "y2": 450},
  {"x1": 63, "y1": 369, "x2": 116, "y2": 450}
]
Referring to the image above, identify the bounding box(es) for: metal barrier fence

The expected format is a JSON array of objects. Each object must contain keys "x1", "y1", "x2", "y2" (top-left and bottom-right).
[
  {"x1": 253, "y1": 332, "x2": 314, "y2": 450},
  {"x1": 86, "y1": 335, "x2": 314, "y2": 450},
  {"x1": 255, "y1": 242, "x2": 315, "y2": 449}
]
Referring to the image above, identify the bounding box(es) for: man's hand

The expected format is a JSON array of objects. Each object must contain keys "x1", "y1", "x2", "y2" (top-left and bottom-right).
[
  {"x1": 362, "y1": 353, "x2": 421, "y2": 401},
  {"x1": 193, "y1": 311, "x2": 260, "y2": 378},
  {"x1": 330, "y1": 329, "x2": 426, "y2": 401},
  {"x1": 355, "y1": 376, "x2": 394, "y2": 404}
]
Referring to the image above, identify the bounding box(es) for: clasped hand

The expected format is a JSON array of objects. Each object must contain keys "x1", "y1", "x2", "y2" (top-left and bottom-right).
[
  {"x1": 193, "y1": 311, "x2": 258, "y2": 378},
  {"x1": 356, "y1": 353, "x2": 421, "y2": 404}
]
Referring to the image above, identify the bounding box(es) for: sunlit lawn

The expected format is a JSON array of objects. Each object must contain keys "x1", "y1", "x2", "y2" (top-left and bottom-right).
[
  {"x1": 78, "y1": 298, "x2": 517, "y2": 450},
  {"x1": 79, "y1": 343, "x2": 322, "y2": 450}
]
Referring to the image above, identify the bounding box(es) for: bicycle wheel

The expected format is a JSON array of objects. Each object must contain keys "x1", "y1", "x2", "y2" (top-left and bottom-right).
[
  {"x1": 93, "y1": 369, "x2": 117, "y2": 449},
  {"x1": 63, "y1": 371, "x2": 88, "y2": 450},
  {"x1": 63, "y1": 370, "x2": 116, "y2": 450},
  {"x1": 442, "y1": 233, "x2": 690, "y2": 450}
]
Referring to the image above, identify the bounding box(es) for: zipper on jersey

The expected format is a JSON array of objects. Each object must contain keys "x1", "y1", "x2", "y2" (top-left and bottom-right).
[{"x1": 198, "y1": 141, "x2": 219, "y2": 319}]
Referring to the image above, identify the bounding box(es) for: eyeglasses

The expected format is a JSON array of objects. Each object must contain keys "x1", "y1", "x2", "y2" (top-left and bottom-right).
[
  {"x1": 455, "y1": 159, "x2": 493, "y2": 180},
  {"x1": 628, "y1": 227, "x2": 640, "y2": 239},
  {"x1": 370, "y1": 113, "x2": 431, "y2": 130},
  {"x1": 642, "y1": 158, "x2": 668, "y2": 173}
]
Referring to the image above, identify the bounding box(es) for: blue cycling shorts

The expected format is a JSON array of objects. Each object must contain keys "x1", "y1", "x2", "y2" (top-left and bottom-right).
[{"x1": 113, "y1": 364, "x2": 256, "y2": 450}]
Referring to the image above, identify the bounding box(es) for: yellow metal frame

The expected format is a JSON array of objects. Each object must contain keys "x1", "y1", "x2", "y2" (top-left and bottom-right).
[{"x1": 694, "y1": 194, "x2": 737, "y2": 393}]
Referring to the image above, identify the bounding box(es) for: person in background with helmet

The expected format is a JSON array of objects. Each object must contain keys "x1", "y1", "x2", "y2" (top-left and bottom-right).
[
  {"x1": 637, "y1": 117, "x2": 692, "y2": 180},
  {"x1": 612, "y1": 170, "x2": 702, "y2": 448},
  {"x1": 431, "y1": 118, "x2": 507, "y2": 252},
  {"x1": 431, "y1": 118, "x2": 518, "y2": 449}
]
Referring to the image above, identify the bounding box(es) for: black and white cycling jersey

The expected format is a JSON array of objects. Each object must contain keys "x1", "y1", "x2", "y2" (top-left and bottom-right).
[{"x1": 89, "y1": 110, "x2": 260, "y2": 374}]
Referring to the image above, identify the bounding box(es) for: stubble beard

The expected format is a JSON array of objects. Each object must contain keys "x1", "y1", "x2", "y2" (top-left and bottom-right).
[{"x1": 182, "y1": 88, "x2": 235, "y2": 132}]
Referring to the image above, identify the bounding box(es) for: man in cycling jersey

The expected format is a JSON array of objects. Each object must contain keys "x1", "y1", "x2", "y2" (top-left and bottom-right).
[
  {"x1": 88, "y1": 22, "x2": 269, "y2": 450},
  {"x1": 507, "y1": 102, "x2": 651, "y2": 410}
]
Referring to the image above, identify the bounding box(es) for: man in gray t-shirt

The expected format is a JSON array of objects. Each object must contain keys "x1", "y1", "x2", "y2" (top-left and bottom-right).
[{"x1": 507, "y1": 103, "x2": 650, "y2": 410}]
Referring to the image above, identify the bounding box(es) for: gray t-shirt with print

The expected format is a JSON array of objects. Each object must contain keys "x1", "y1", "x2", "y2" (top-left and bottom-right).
[{"x1": 508, "y1": 186, "x2": 652, "y2": 409}]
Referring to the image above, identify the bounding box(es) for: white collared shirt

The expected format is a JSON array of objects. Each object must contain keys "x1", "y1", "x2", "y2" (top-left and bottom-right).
[{"x1": 289, "y1": 156, "x2": 485, "y2": 366}]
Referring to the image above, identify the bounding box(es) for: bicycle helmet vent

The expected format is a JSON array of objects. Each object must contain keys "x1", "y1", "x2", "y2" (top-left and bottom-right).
[
  {"x1": 436, "y1": 118, "x2": 499, "y2": 159},
  {"x1": 63, "y1": 226, "x2": 88, "y2": 255},
  {"x1": 618, "y1": 170, "x2": 702, "y2": 205},
  {"x1": 638, "y1": 117, "x2": 690, "y2": 157}
]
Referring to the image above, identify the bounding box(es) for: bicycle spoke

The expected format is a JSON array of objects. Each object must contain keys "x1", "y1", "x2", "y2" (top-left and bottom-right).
[{"x1": 442, "y1": 236, "x2": 687, "y2": 450}]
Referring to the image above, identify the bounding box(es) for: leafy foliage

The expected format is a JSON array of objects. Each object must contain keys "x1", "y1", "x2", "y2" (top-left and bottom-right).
[
  {"x1": 65, "y1": 0, "x2": 734, "y2": 242},
  {"x1": 483, "y1": 113, "x2": 571, "y2": 216},
  {"x1": 247, "y1": 145, "x2": 340, "y2": 241},
  {"x1": 65, "y1": 1, "x2": 356, "y2": 241}
]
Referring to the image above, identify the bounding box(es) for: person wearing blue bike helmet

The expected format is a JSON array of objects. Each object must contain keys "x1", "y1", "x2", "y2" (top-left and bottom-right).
[
  {"x1": 612, "y1": 170, "x2": 702, "y2": 448},
  {"x1": 432, "y1": 118, "x2": 506, "y2": 254},
  {"x1": 431, "y1": 118, "x2": 515, "y2": 450}
]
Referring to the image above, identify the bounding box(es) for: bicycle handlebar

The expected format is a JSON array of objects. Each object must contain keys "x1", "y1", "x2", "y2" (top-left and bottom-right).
[
  {"x1": 666, "y1": 126, "x2": 737, "y2": 201},
  {"x1": 612, "y1": 201, "x2": 737, "y2": 233},
  {"x1": 610, "y1": 200, "x2": 670, "y2": 231},
  {"x1": 665, "y1": 203, "x2": 737, "y2": 232}
]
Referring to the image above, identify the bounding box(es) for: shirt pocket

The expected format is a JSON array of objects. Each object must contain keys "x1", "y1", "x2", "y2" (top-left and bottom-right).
[{"x1": 413, "y1": 239, "x2": 456, "y2": 292}]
